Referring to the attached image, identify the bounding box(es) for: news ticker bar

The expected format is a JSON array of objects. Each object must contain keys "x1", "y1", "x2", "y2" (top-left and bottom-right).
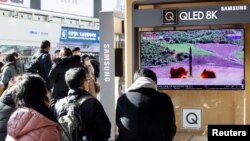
[{"x1": 208, "y1": 125, "x2": 250, "y2": 141}]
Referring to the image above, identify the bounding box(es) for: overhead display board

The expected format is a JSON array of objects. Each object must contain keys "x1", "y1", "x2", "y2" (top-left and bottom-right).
[
  {"x1": 133, "y1": 4, "x2": 250, "y2": 27},
  {"x1": 41, "y1": 0, "x2": 93, "y2": 17},
  {"x1": 59, "y1": 27, "x2": 100, "y2": 53},
  {"x1": 60, "y1": 27, "x2": 99, "y2": 43},
  {"x1": 0, "y1": 0, "x2": 30, "y2": 8}
]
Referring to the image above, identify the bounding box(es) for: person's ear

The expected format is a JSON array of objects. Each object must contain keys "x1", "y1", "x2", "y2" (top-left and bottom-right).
[{"x1": 80, "y1": 80, "x2": 89, "y2": 92}]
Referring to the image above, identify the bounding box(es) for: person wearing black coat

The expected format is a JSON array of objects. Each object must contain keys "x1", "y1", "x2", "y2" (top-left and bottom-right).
[
  {"x1": 0, "y1": 84, "x2": 17, "y2": 140},
  {"x1": 116, "y1": 69, "x2": 176, "y2": 141},
  {"x1": 54, "y1": 68, "x2": 111, "y2": 141},
  {"x1": 33, "y1": 40, "x2": 52, "y2": 90},
  {"x1": 49, "y1": 47, "x2": 83, "y2": 101}
]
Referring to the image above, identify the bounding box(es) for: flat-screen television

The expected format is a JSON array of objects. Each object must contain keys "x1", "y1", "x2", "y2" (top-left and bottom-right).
[{"x1": 140, "y1": 28, "x2": 245, "y2": 90}]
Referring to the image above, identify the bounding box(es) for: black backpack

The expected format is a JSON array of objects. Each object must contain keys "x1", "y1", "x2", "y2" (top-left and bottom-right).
[
  {"x1": 57, "y1": 96, "x2": 92, "y2": 141},
  {"x1": 25, "y1": 54, "x2": 43, "y2": 73}
]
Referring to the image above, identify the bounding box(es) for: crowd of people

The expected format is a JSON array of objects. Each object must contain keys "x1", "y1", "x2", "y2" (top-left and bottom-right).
[{"x1": 0, "y1": 40, "x2": 176, "y2": 141}]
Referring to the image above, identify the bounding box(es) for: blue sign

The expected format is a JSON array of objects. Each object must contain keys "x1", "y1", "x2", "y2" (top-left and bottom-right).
[{"x1": 60, "y1": 27, "x2": 99, "y2": 43}]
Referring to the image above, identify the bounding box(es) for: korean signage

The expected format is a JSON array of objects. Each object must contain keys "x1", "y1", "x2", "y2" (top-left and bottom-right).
[{"x1": 60, "y1": 27, "x2": 99, "y2": 43}]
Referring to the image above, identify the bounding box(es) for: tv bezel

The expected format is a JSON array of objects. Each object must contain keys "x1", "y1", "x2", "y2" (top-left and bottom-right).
[{"x1": 139, "y1": 28, "x2": 245, "y2": 90}]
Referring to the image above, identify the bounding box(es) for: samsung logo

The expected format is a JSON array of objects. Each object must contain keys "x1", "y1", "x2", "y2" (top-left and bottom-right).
[
  {"x1": 221, "y1": 5, "x2": 247, "y2": 11},
  {"x1": 103, "y1": 44, "x2": 111, "y2": 82}
]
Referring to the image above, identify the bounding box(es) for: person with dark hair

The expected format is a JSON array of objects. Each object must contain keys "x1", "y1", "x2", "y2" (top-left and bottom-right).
[
  {"x1": 89, "y1": 58, "x2": 100, "y2": 95},
  {"x1": 54, "y1": 49, "x2": 60, "y2": 55},
  {"x1": 41, "y1": 40, "x2": 51, "y2": 50},
  {"x1": 80, "y1": 54, "x2": 90, "y2": 64},
  {"x1": 5, "y1": 74, "x2": 61, "y2": 141},
  {"x1": 33, "y1": 40, "x2": 52, "y2": 90},
  {"x1": 54, "y1": 67, "x2": 111, "y2": 141},
  {"x1": 49, "y1": 47, "x2": 83, "y2": 107},
  {"x1": 90, "y1": 59, "x2": 100, "y2": 80},
  {"x1": 72, "y1": 47, "x2": 81, "y2": 56},
  {"x1": 116, "y1": 68, "x2": 176, "y2": 141},
  {"x1": 0, "y1": 75, "x2": 22, "y2": 141},
  {"x1": 0, "y1": 54, "x2": 19, "y2": 88}
]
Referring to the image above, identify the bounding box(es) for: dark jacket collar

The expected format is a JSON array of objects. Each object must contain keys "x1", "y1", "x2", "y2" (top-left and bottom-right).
[
  {"x1": 68, "y1": 88, "x2": 92, "y2": 98},
  {"x1": 39, "y1": 49, "x2": 48, "y2": 54}
]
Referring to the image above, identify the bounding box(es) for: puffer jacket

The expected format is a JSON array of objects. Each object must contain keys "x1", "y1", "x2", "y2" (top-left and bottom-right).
[
  {"x1": 0, "y1": 87, "x2": 16, "y2": 141},
  {"x1": 5, "y1": 108, "x2": 61, "y2": 141}
]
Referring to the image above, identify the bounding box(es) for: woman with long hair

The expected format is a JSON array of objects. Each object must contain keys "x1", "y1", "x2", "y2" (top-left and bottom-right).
[
  {"x1": 0, "y1": 75, "x2": 22, "y2": 141},
  {"x1": 5, "y1": 74, "x2": 61, "y2": 141}
]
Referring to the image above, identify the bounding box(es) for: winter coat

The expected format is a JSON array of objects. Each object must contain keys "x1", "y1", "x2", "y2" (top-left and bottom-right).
[
  {"x1": 116, "y1": 77, "x2": 176, "y2": 141},
  {"x1": 49, "y1": 55, "x2": 83, "y2": 100},
  {"x1": 55, "y1": 89, "x2": 111, "y2": 141},
  {"x1": 0, "y1": 87, "x2": 16, "y2": 141},
  {"x1": 34, "y1": 50, "x2": 52, "y2": 90},
  {"x1": 5, "y1": 108, "x2": 61, "y2": 141},
  {"x1": 0, "y1": 62, "x2": 18, "y2": 87}
]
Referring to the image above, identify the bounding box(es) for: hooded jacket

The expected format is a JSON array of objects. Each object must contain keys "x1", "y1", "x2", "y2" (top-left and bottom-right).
[
  {"x1": 5, "y1": 108, "x2": 61, "y2": 141},
  {"x1": 116, "y1": 77, "x2": 176, "y2": 141}
]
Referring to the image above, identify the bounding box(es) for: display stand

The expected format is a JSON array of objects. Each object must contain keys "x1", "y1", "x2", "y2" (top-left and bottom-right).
[
  {"x1": 99, "y1": 11, "x2": 124, "y2": 141},
  {"x1": 128, "y1": 0, "x2": 250, "y2": 140}
]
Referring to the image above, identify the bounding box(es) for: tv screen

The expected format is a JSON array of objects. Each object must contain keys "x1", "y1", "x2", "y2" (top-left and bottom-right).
[{"x1": 140, "y1": 28, "x2": 245, "y2": 90}]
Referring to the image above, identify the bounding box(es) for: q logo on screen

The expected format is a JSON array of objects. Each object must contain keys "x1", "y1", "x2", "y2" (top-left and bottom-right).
[
  {"x1": 163, "y1": 9, "x2": 178, "y2": 25},
  {"x1": 165, "y1": 12, "x2": 174, "y2": 21}
]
